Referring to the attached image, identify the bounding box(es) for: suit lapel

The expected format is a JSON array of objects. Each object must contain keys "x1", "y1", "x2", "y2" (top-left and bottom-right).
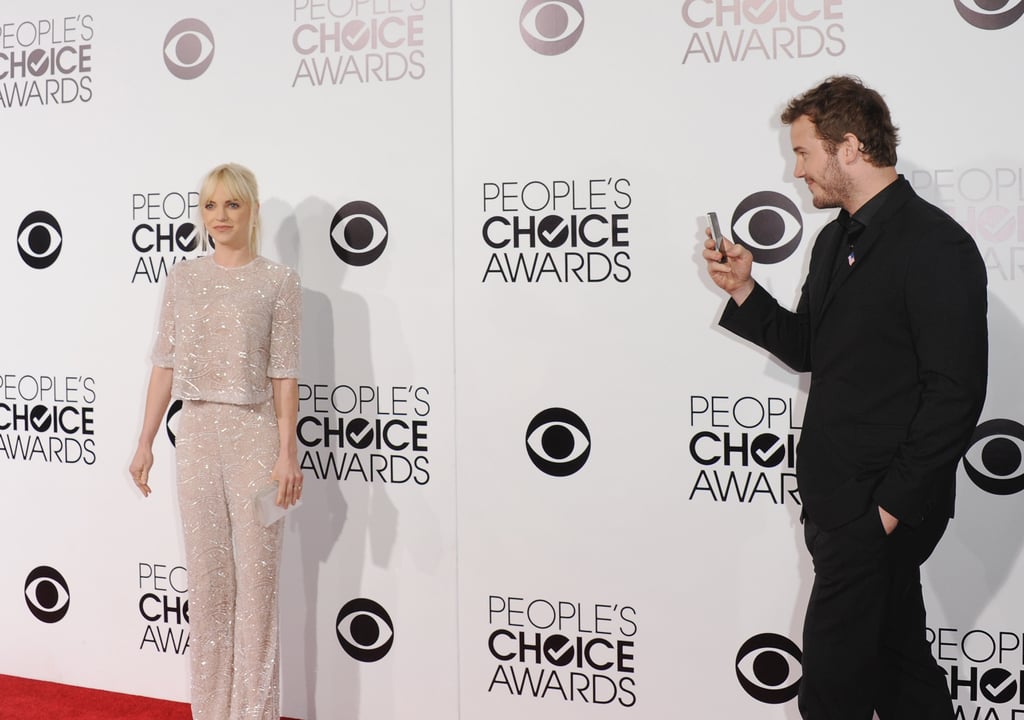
[{"x1": 809, "y1": 222, "x2": 842, "y2": 331}]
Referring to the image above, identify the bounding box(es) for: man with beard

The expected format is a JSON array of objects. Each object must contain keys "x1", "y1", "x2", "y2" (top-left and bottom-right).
[{"x1": 703, "y1": 75, "x2": 988, "y2": 718}]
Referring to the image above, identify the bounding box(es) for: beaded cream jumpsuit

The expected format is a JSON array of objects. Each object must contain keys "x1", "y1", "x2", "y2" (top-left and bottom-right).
[{"x1": 153, "y1": 255, "x2": 301, "y2": 720}]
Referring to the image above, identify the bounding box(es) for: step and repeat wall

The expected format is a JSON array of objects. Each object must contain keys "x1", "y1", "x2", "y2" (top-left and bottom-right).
[{"x1": 2, "y1": 1, "x2": 1022, "y2": 718}]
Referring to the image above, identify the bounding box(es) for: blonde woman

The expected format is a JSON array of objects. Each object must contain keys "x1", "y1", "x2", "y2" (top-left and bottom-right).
[{"x1": 130, "y1": 163, "x2": 302, "y2": 719}]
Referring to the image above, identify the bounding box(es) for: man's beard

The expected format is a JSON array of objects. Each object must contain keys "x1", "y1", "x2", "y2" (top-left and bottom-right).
[{"x1": 810, "y1": 152, "x2": 853, "y2": 209}]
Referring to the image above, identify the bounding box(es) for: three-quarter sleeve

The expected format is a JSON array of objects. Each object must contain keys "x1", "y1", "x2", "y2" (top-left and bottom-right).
[
  {"x1": 151, "y1": 266, "x2": 177, "y2": 368},
  {"x1": 267, "y1": 268, "x2": 301, "y2": 378}
]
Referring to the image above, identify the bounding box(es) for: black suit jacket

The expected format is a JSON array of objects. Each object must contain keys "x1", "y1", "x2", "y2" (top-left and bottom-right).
[{"x1": 721, "y1": 178, "x2": 988, "y2": 530}]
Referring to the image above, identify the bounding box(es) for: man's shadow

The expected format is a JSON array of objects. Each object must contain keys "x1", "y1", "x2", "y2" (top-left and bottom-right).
[
  {"x1": 923, "y1": 293, "x2": 1024, "y2": 627},
  {"x1": 899, "y1": 163, "x2": 1024, "y2": 636}
]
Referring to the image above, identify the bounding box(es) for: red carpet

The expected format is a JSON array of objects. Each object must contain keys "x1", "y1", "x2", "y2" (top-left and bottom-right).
[{"x1": 0, "y1": 675, "x2": 301, "y2": 719}]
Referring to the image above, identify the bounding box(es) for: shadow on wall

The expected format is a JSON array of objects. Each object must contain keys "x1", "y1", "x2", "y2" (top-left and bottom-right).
[
  {"x1": 925, "y1": 291, "x2": 1024, "y2": 629},
  {"x1": 265, "y1": 195, "x2": 400, "y2": 720},
  {"x1": 906, "y1": 157, "x2": 1024, "y2": 648}
]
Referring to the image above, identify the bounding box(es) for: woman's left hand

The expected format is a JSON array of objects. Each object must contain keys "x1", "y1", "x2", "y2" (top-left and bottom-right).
[{"x1": 272, "y1": 454, "x2": 303, "y2": 508}]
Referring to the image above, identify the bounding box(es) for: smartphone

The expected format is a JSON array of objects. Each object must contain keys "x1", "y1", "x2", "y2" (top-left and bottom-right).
[{"x1": 706, "y1": 212, "x2": 728, "y2": 264}]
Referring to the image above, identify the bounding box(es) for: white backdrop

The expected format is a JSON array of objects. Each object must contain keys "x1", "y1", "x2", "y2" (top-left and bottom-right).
[{"x1": 2, "y1": 1, "x2": 1022, "y2": 718}]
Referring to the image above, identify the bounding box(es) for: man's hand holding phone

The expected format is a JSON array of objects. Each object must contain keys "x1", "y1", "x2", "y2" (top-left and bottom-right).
[
  {"x1": 703, "y1": 212, "x2": 755, "y2": 306},
  {"x1": 706, "y1": 212, "x2": 728, "y2": 264}
]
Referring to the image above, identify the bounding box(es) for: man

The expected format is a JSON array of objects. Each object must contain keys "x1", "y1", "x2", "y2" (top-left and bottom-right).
[{"x1": 704, "y1": 76, "x2": 988, "y2": 719}]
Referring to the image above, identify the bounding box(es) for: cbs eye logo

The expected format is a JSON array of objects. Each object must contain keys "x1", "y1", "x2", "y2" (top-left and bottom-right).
[
  {"x1": 17, "y1": 211, "x2": 63, "y2": 270},
  {"x1": 25, "y1": 566, "x2": 71, "y2": 624},
  {"x1": 735, "y1": 633, "x2": 802, "y2": 704},
  {"x1": 954, "y1": 0, "x2": 1024, "y2": 29},
  {"x1": 519, "y1": 0, "x2": 585, "y2": 55},
  {"x1": 526, "y1": 407, "x2": 591, "y2": 477},
  {"x1": 164, "y1": 19, "x2": 216, "y2": 79},
  {"x1": 963, "y1": 418, "x2": 1024, "y2": 495},
  {"x1": 330, "y1": 201, "x2": 389, "y2": 267},
  {"x1": 165, "y1": 399, "x2": 183, "y2": 447},
  {"x1": 336, "y1": 598, "x2": 394, "y2": 662},
  {"x1": 730, "y1": 191, "x2": 803, "y2": 265}
]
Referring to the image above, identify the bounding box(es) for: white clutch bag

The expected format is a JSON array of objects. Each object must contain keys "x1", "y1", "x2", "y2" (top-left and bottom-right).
[{"x1": 254, "y1": 485, "x2": 301, "y2": 527}]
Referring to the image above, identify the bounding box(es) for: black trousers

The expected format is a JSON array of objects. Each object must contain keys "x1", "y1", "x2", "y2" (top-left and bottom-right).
[{"x1": 799, "y1": 506, "x2": 953, "y2": 720}]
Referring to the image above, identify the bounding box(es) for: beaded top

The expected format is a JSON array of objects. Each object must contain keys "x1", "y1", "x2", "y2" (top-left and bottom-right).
[{"x1": 152, "y1": 255, "x2": 301, "y2": 404}]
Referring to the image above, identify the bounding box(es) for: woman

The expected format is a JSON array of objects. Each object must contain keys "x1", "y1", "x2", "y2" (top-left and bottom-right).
[{"x1": 129, "y1": 163, "x2": 302, "y2": 720}]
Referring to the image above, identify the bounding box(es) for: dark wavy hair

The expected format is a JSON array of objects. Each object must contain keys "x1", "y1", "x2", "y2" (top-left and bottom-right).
[{"x1": 781, "y1": 75, "x2": 899, "y2": 167}]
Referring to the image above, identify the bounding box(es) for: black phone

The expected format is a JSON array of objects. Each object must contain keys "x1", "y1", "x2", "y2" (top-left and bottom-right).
[{"x1": 706, "y1": 211, "x2": 728, "y2": 264}]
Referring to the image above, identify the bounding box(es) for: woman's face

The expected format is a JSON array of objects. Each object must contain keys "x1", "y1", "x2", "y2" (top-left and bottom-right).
[{"x1": 202, "y1": 182, "x2": 253, "y2": 252}]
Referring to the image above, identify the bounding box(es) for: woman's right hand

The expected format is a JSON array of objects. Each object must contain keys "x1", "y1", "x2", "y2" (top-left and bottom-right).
[
  {"x1": 130, "y1": 444, "x2": 154, "y2": 497},
  {"x1": 131, "y1": 366, "x2": 173, "y2": 499}
]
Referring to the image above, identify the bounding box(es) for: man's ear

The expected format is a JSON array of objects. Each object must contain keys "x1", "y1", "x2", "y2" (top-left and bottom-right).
[{"x1": 840, "y1": 133, "x2": 861, "y2": 164}]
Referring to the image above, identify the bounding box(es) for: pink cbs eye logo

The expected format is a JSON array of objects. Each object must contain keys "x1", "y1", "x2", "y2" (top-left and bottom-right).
[
  {"x1": 954, "y1": 0, "x2": 1024, "y2": 29},
  {"x1": 519, "y1": 0, "x2": 585, "y2": 56},
  {"x1": 163, "y1": 19, "x2": 216, "y2": 79}
]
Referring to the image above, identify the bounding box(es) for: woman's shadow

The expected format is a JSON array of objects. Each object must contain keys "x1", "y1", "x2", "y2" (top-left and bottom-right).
[{"x1": 266, "y1": 195, "x2": 383, "y2": 719}]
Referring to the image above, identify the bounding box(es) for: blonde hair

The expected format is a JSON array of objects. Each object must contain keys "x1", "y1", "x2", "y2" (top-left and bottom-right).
[{"x1": 198, "y1": 163, "x2": 261, "y2": 255}]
